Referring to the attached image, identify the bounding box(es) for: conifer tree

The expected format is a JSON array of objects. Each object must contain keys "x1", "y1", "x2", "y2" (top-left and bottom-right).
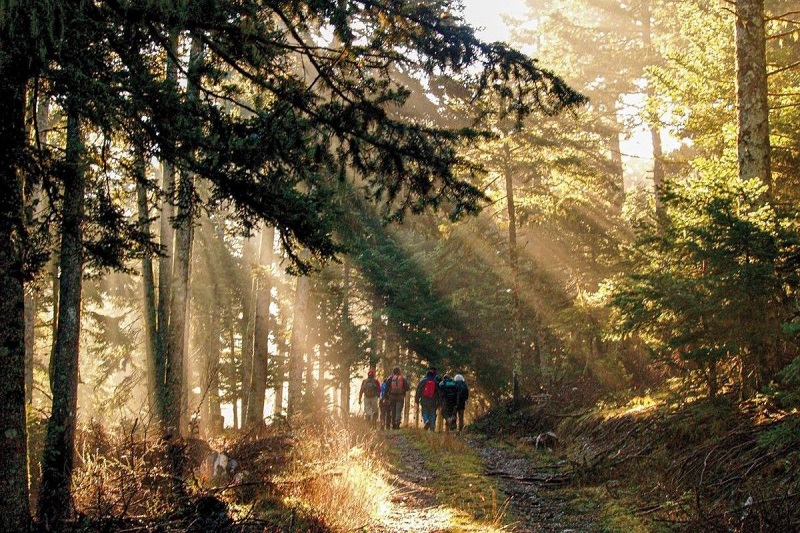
[{"x1": 0, "y1": 0, "x2": 584, "y2": 521}]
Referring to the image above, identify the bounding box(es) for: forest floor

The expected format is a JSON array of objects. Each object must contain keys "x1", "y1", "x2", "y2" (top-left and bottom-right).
[
  {"x1": 60, "y1": 393, "x2": 799, "y2": 532},
  {"x1": 366, "y1": 428, "x2": 604, "y2": 532}
]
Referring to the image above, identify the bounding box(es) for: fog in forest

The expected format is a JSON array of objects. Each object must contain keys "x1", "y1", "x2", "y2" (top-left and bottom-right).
[{"x1": 2, "y1": 0, "x2": 799, "y2": 531}]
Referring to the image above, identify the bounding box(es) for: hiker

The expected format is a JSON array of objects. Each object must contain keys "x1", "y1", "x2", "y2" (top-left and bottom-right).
[
  {"x1": 454, "y1": 374, "x2": 470, "y2": 432},
  {"x1": 415, "y1": 367, "x2": 439, "y2": 431},
  {"x1": 358, "y1": 369, "x2": 381, "y2": 426},
  {"x1": 379, "y1": 375, "x2": 392, "y2": 430},
  {"x1": 439, "y1": 374, "x2": 459, "y2": 432},
  {"x1": 387, "y1": 366, "x2": 410, "y2": 429}
]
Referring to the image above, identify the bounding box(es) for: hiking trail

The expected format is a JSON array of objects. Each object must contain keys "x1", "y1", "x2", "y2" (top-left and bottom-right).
[{"x1": 365, "y1": 430, "x2": 601, "y2": 532}]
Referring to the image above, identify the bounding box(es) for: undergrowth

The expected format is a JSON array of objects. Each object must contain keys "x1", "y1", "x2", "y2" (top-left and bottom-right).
[
  {"x1": 43, "y1": 416, "x2": 395, "y2": 532},
  {"x1": 472, "y1": 387, "x2": 800, "y2": 532},
  {"x1": 275, "y1": 422, "x2": 391, "y2": 531}
]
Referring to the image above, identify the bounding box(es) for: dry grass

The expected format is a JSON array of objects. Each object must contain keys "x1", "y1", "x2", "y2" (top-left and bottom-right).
[
  {"x1": 277, "y1": 422, "x2": 393, "y2": 531},
  {"x1": 71, "y1": 422, "x2": 175, "y2": 520}
]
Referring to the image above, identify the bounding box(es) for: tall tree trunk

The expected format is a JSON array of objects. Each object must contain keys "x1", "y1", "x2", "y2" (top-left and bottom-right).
[
  {"x1": 273, "y1": 355, "x2": 285, "y2": 417},
  {"x1": 24, "y1": 291, "x2": 35, "y2": 405},
  {"x1": 239, "y1": 235, "x2": 256, "y2": 425},
  {"x1": 339, "y1": 260, "x2": 352, "y2": 419},
  {"x1": 369, "y1": 292, "x2": 382, "y2": 368},
  {"x1": 609, "y1": 120, "x2": 625, "y2": 213},
  {"x1": 229, "y1": 327, "x2": 239, "y2": 429},
  {"x1": 305, "y1": 303, "x2": 317, "y2": 406},
  {"x1": 136, "y1": 151, "x2": 159, "y2": 416},
  {"x1": 202, "y1": 304, "x2": 222, "y2": 437},
  {"x1": 287, "y1": 274, "x2": 310, "y2": 418},
  {"x1": 735, "y1": 0, "x2": 771, "y2": 193},
  {"x1": 164, "y1": 183, "x2": 192, "y2": 437},
  {"x1": 155, "y1": 160, "x2": 174, "y2": 426},
  {"x1": 736, "y1": 0, "x2": 771, "y2": 398},
  {"x1": 503, "y1": 145, "x2": 523, "y2": 402},
  {"x1": 246, "y1": 226, "x2": 274, "y2": 427},
  {"x1": 26, "y1": 92, "x2": 51, "y2": 406},
  {"x1": 163, "y1": 36, "x2": 202, "y2": 436},
  {"x1": 38, "y1": 110, "x2": 85, "y2": 527},
  {"x1": 650, "y1": 124, "x2": 666, "y2": 222},
  {"x1": 200, "y1": 219, "x2": 224, "y2": 437},
  {"x1": 0, "y1": 54, "x2": 31, "y2": 533},
  {"x1": 155, "y1": 31, "x2": 179, "y2": 427},
  {"x1": 641, "y1": 0, "x2": 667, "y2": 224}
]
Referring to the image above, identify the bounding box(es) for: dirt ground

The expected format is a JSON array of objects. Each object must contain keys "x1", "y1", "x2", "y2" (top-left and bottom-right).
[{"x1": 367, "y1": 431, "x2": 601, "y2": 533}]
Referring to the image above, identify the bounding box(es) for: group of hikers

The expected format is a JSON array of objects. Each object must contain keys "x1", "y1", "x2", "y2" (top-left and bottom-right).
[{"x1": 358, "y1": 366, "x2": 469, "y2": 432}]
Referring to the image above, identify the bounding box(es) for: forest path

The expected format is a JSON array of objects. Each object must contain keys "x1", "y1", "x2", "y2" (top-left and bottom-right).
[
  {"x1": 468, "y1": 435, "x2": 602, "y2": 532},
  {"x1": 365, "y1": 430, "x2": 601, "y2": 533},
  {"x1": 366, "y1": 432, "x2": 462, "y2": 532}
]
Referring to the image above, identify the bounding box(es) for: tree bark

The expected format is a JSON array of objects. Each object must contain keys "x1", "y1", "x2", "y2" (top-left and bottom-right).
[
  {"x1": 163, "y1": 36, "x2": 202, "y2": 436},
  {"x1": 246, "y1": 226, "x2": 274, "y2": 427},
  {"x1": 340, "y1": 260, "x2": 352, "y2": 419},
  {"x1": 369, "y1": 291, "x2": 382, "y2": 369},
  {"x1": 0, "y1": 53, "x2": 32, "y2": 533},
  {"x1": 641, "y1": 0, "x2": 667, "y2": 224},
  {"x1": 239, "y1": 235, "x2": 256, "y2": 425},
  {"x1": 304, "y1": 301, "x2": 318, "y2": 404},
  {"x1": 609, "y1": 124, "x2": 625, "y2": 210},
  {"x1": 38, "y1": 110, "x2": 85, "y2": 527},
  {"x1": 503, "y1": 145, "x2": 523, "y2": 402},
  {"x1": 193, "y1": 217, "x2": 223, "y2": 437},
  {"x1": 202, "y1": 304, "x2": 222, "y2": 436},
  {"x1": 136, "y1": 151, "x2": 159, "y2": 416},
  {"x1": 155, "y1": 31, "x2": 179, "y2": 427},
  {"x1": 287, "y1": 274, "x2": 310, "y2": 418},
  {"x1": 163, "y1": 179, "x2": 192, "y2": 436},
  {"x1": 735, "y1": 0, "x2": 771, "y2": 193},
  {"x1": 24, "y1": 291, "x2": 35, "y2": 405}
]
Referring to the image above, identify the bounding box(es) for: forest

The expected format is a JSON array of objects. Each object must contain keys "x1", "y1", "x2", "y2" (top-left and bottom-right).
[{"x1": 1, "y1": 0, "x2": 799, "y2": 531}]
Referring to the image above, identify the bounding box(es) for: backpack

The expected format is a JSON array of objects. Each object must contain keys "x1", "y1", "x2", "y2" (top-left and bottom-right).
[
  {"x1": 380, "y1": 380, "x2": 389, "y2": 399},
  {"x1": 441, "y1": 379, "x2": 458, "y2": 402},
  {"x1": 422, "y1": 379, "x2": 436, "y2": 399},
  {"x1": 390, "y1": 375, "x2": 405, "y2": 395},
  {"x1": 364, "y1": 379, "x2": 379, "y2": 398}
]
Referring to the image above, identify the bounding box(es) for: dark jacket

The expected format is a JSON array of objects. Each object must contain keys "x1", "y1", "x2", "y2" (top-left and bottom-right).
[
  {"x1": 415, "y1": 371, "x2": 439, "y2": 408},
  {"x1": 455, "y1": 380, "x2": 469, "y2": 410},
  {"x1": 439, "y1": 376, "x2": 459, "y2": 409}
]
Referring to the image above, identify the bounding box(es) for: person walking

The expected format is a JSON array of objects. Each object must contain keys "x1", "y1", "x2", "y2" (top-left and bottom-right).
[
  {"x1": 439, "y1": 374, "x2": 459, "y2": 432},
  {"x1": 415, "y1": 367, "x2": 439, "y2": 431},
  {"x1": 358, "y1": 369, "x2": 381, "y2": 426},
  {"x1": 387, "y1": 366, "x2": 409, "y2": 429},
  {"x1": 379, "y1": 375, "x2": 392, "y2": 430},
  {"x1": 454, "y1": 374, "x2": 469, "y2": 432}
]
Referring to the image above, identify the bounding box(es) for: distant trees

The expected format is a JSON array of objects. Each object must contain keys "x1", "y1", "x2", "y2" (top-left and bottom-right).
[
  {"x1": 468, "y1": 0, "x2": 800, "y2": 401},
  {"x1": 610, "y1": 0, "x2": 800, "y2": 399}
]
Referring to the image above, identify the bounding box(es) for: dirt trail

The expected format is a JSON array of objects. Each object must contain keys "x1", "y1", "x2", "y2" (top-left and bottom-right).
[
  {"x1": 366, "y1": 431, "x2": 600, "y2": 533},
  {"x1": 469, "y1": 435, "x2": 601, "y2": 532},
  {"x1": 367, "y1": 432, "x2": 457, "y2": 532}
]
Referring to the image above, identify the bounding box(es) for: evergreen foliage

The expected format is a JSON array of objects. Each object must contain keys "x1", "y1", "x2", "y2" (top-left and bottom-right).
[{"x1": 612, "y1": 173, "x2": 800, "y2": 397}]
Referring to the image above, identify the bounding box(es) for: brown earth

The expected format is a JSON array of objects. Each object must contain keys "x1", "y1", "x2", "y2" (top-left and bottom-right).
[{"x1": 367, "y1": 431, "x2": 601, "y2": 533}]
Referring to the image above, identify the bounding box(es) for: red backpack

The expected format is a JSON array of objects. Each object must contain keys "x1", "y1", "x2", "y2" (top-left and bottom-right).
[
  {"x1": 390, "y1": 375, "x2": 405, "y2": 395},
  {"x1": 422, "y1": 379, "x2": 436, "y2": 399}
]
